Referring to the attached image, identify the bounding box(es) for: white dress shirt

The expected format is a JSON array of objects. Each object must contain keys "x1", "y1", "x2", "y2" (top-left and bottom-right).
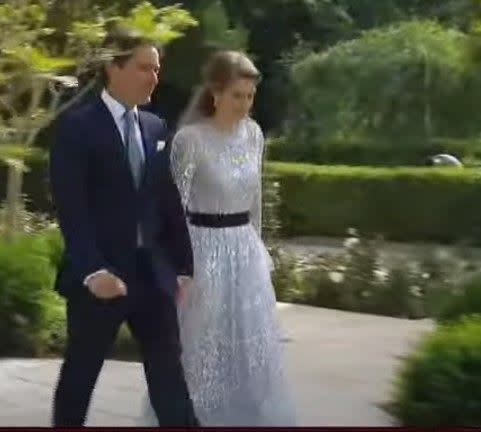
[{"x1": 100, "y1": 88, "x2": 145, "y2": 161}]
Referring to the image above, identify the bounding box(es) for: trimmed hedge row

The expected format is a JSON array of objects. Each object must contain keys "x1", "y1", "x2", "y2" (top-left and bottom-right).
[
  {"x1": 266, "y1": 136, "x2": 481, "y2": 167},
  {"x1": 266, "y1": 162, "x2": 481, "y2": 244},
  {"x1": 3, "y1": 158, "x2": 481, "y2": 245}
]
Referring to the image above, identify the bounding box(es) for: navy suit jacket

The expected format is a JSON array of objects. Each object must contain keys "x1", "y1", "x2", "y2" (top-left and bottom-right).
[{"x1": 49, "y1": 96, "x2": 193, "y2": 298}]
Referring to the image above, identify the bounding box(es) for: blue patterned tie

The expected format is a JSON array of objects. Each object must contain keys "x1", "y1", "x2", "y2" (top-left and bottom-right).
[{"x1": 123, "y1": 109, "x2": 144, "y2": 188}]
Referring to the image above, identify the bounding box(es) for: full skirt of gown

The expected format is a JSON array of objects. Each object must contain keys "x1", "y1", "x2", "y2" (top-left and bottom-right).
[{"x1": 139, "y1": 223, "x2": 296, "y2": 426}]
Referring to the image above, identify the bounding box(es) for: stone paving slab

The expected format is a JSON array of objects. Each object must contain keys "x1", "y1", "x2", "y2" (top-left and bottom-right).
[{"x1": 0, "y1": 303, "x2": 434, "y2": 427}]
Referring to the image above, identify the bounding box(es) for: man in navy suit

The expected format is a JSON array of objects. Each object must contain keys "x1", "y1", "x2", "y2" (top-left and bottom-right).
[{"x1": 49, "y1": 29, "x2": 198, "y2": 426}]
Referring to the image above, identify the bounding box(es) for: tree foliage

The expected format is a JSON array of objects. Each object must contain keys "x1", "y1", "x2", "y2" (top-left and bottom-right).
[
  {"x1": 0, "y1": 0, "x2": 197, "y2": 237},
  {"x1": 286, "y1": 20, "x2": 481, "y2": 162}
]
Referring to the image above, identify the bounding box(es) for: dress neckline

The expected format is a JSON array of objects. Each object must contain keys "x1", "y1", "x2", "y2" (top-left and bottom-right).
[{"x1": 202, "y1": 117, "x2": 246, "y2": 138}]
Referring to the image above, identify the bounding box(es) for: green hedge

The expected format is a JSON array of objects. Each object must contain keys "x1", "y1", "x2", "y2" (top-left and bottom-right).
[
  {"x1": 387, "y1": 316, "x2": 481, "y2": 426},
  {"x1": 0, "y1": 229, "x2": 137, "y2": 359},
  {"x1": 430, "y1": 274, "x2": 481, "y2": 324},
  {"x1": 6, "y1": 159, "x2": 481, "y2": 246},
  {"x1": 267, "y1": 136, "x2": 481, "y2": 167},
  {"x1": 266, "y1": 162, "x2": 481, "y2": 244},
  {"x1": 0, "y1": 229, "x2": 61, "y2": 356}
]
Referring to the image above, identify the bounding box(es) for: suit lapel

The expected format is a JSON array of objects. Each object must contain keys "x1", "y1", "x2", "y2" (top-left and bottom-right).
[
  {"x1": 95, "y1": 96, "x2": 124, "y2": 148},
  {"x1": 94, "y1": 97, "x2": 137, "y2": 190},
  {"x1": 138, "y1": 113, "x2": 157, "y2": 161},
  {"x1": 138, "y1": 112, "x2": 160, "y2": 191}
]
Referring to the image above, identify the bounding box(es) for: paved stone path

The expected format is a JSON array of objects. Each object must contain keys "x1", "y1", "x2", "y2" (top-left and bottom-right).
[{"x1": 0, "y1": 303, "x2": 433, "y2": 427}]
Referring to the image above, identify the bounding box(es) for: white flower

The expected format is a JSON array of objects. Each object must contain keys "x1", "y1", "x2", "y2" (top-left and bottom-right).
[
  {"x1": 374, "y1": 268, "x2": 389, "y2": 283},
  {"x1": 344, "y1": 237, "x2": 360, "y2": 249},
  {"x1": 435, "y1": 249, "x2": 450, "y2": 261},
  {"x1": 409, "y1": 286, "x2": 422, "y2": 297},
  {"x1": 347, "y1": 227, "x2": 358, "y2": 236},
  {"x1": 422, "y1": 273, "x2": 430, "y2": 280},
  {"x1": 328, "y1": 271, "x2": 344, "y2": 284},
  {"x1": 13, "y1": 314, "x2": 28, "y2": 326},
  {"x1": 361, "y1": 290, "x2": 371, "y2": 298},
  {"x1": 408, "y1": 261, "x2": 421, "y2": 274}
]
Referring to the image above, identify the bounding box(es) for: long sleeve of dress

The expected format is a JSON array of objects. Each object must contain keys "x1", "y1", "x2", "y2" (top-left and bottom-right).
[
  {"x1": 250, "y1": 123, "x2": 265, "y2": 237},
  {"x1": 170, "y1": 128, "x2": 196, "y2": 210}
]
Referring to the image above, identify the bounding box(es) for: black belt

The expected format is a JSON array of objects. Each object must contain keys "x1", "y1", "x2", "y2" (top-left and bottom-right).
[{"x1": 187, "y1": 210, "x2": 250, "y2": 228}]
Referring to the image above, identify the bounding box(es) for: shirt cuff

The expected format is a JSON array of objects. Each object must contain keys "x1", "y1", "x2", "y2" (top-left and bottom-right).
[
  {"x1": 83, "y1": 268, "x2": 109, "y2": 286},
  {"x1": 177, "y1": 275, "x2": 192, "y2": 281}
]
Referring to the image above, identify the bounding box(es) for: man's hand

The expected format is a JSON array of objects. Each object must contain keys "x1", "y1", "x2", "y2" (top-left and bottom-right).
[
  {"x1": 176, "y1": 276, "x2": 192, "y2": 305},
  {"x1": 87, "y1": 272, "x2": 127, "y2": 299}
]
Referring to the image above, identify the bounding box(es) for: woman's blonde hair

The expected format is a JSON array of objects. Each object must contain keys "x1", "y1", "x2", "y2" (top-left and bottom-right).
[{"x1": 178, "y1": 50, "x2": 260, "y2": 127}]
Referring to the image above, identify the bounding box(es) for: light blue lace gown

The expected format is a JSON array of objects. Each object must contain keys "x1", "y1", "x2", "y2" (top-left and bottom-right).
[{"x1": 139, "y1": 117, "x2": 296, "y2": 426}]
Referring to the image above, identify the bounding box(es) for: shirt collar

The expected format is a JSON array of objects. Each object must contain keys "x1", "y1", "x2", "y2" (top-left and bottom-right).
[{"x1": 101, "y1": 88, "x2": 138, "y2": 122}]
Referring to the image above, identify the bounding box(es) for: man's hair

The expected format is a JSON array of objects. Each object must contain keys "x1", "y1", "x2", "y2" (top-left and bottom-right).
[{"x1": 98, "y1": 26, "x2": 162, "y2": 85}]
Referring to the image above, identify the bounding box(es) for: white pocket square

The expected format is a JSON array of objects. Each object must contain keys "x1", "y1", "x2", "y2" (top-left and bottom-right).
[{"x1": 156, "y1": 140, "x2": 166, "y2": 151}]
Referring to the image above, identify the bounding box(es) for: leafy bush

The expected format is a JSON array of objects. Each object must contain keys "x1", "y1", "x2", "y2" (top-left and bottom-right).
[
  {"x1": 431, "y1": 273, "x2": 481, "y2": 324},
  {"x1": 0, "y1": 199, "x2": 53, "y2": 236},
  {"x1": 41, "y1": 226, "x2": 64, "y2": 270},
  {"x1": 387, "y1": 316, "x2": 481, "y2": 426},
  {"x1": 270, "y1": 246, "x2": 307, "y2": 302},
  {"x1": 267, "y1": 162, "x2": 481, "y2": 244},
  {"x1": 262, "y1": 171, "x2": 283, "y2": 244},
  {"x1": 285, "y1": 20, "x2": 481, "y2": 166},
  {"x1": 0, "y1": 232, "x2": 60, "y2": 356},
  {"x1": 0, "y1": 221, "x2": 147, "y2": 359},
  {"x1": 271, "y1": 229, "x2": 473, "y2": 319}
]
